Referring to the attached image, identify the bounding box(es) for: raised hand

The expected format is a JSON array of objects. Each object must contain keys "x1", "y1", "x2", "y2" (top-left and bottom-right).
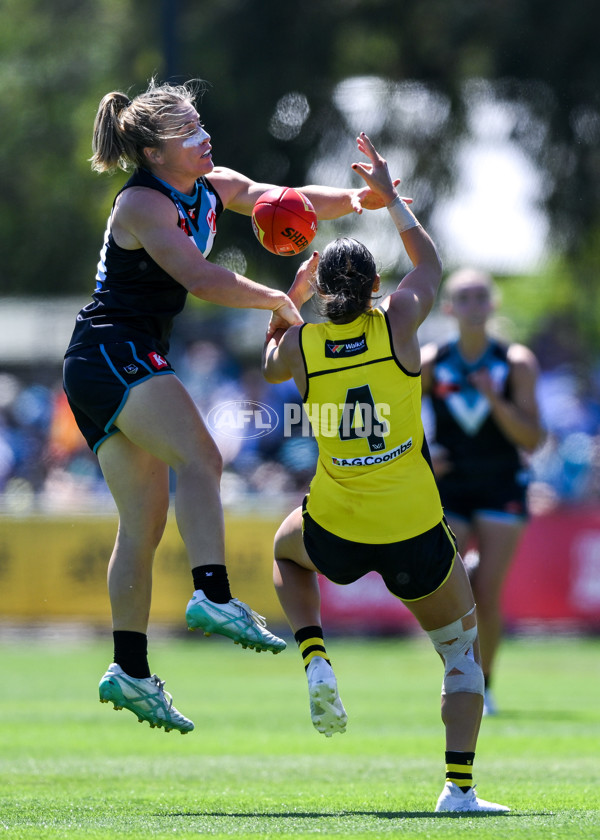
[
  {"x1": 288, "y1": 251, "x2": 319, "y2": 309},
  {"x1": 351, "y1": 132, "x2": 408, "y2": 208}
]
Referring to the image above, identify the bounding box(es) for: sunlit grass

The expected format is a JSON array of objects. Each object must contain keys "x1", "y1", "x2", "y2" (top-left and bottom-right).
[{"x1": 0, "y1": 633, "x2": 598, "y2": 838}]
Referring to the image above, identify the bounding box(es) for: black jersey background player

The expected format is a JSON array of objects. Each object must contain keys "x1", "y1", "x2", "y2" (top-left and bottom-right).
[{"x1": 421, "y1": 268, "x2": 545, "y2": 715}]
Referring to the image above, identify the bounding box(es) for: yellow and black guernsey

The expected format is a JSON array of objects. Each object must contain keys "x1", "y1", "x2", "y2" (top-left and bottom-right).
[{"x1": 300, "y1": 308, "x2": 443, "y2": 543}]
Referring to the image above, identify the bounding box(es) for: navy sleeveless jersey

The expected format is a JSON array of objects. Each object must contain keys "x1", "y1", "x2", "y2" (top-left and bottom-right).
[
  {"x1": 429, "y1": 338, "x2": 522, "y2": 480},
  {"x1": 66, "y1": 169, "x2": 223, "y2": 355}
]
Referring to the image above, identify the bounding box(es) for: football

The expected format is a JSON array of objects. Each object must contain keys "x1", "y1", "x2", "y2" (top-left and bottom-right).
[{"x1": 251, "y1": 187, "x2": 318, "y2": 256}]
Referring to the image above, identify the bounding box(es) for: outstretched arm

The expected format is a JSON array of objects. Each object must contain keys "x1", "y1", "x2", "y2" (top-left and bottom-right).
[
  {"x1": 351, "y1": 132, "x2": 442, "y2": 331},
  {"x1": 208, "y1": 166, "x2": 401, "y2": 219},
  {"x1": 299, "y1": 180, "x2": 402, "y2": 218}
]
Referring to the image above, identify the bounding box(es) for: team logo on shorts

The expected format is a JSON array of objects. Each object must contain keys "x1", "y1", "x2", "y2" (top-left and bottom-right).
[
  {"x1": 123, "y1": 364, "x2": 139, "y2": 375},
  {"x1": 148, "y1": 352, "x2": 169, "y2": 370}
]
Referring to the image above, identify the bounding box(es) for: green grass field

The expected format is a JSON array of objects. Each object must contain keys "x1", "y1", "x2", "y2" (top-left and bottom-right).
[{"x1": 0, "y1": 631, "x2": 598, "y2": 839}]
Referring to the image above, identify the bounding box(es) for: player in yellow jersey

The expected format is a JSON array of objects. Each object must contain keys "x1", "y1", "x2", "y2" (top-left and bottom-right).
[{"x1": 262, "y1": 133, "x2": 509, "y2": 814}]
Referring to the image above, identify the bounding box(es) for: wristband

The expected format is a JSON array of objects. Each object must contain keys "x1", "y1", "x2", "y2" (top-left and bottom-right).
[{"x1": 387, "y1": 194, "x2": 420, "y2": 233}]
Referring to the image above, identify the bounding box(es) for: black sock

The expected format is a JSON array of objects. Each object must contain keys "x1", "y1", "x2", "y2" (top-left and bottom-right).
[
  {"x1": 294, "y1": 625, "x2": 330, "y2": 671},
  {"x1": 113, "y1": 630, "x2": 150, "y2": 679},
  {"x1": 192, "y1": 564, "x2": 232, "y2": 603},
  {"x1": 445, "y1": 750, "x2": 475, "y2": 793}
]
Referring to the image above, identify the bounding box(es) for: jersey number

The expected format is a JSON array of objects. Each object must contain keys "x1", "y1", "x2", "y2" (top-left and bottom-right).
[{"x1": 338, "y1": 385, "x2": 388, "y2": 453}]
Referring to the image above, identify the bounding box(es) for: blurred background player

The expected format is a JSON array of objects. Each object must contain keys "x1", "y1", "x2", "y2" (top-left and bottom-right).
[
  {"x1": 421, "y1": 268, "x2": 545, "y2": 715},
  {"x1": 262, "y1": 132, "x2": 509, "y2": 813},
  {"x1": 63, "y1": 80, "x2": 394, "y2": 734}
]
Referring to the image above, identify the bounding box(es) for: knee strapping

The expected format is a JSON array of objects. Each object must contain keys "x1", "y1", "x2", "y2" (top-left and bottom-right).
[{"x1": 427, "y1": 606, "x2": 484, "y2": 696}]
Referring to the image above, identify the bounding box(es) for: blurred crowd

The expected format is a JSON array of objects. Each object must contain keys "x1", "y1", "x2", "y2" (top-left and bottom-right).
[{"x1": 1, "y1": 313, "x2": 600, "y2": 516}]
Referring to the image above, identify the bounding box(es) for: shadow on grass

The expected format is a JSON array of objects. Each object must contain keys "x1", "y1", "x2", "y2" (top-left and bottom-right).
[
  {"x1": 486, "y1": 709, "x2": 596, "y2": 722},
  {"x1": 163, "y1": 810, "x2": 524, "y2": 820}
]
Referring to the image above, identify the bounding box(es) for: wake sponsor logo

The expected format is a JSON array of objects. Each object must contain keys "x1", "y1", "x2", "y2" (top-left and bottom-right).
[
  {"x1": 324, "y1": 334, "x2": 368, "y2": 358},
  {"x1": 331, "y1": 437, "x2": 412, "y2": 467}
]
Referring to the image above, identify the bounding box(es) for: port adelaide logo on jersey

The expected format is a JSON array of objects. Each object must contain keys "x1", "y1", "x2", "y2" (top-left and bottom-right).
[{"x1": 325, "y1": 334, "x2": 367, "y2": 359}]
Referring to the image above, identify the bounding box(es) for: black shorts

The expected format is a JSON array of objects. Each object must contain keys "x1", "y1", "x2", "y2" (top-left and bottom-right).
[
  {"x1": 437, "y1": 471, "x2": 529, "y2": 523},
  {"x1": 302, "y1": 502, "x2": 457, "y2": 601},
  {"x1": 63, "y1": 340, "x2": 175, "y2": 452}
]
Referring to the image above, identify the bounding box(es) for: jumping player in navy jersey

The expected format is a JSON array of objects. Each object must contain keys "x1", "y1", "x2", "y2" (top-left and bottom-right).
[
  {"x1": 63, "y1": 79, "x2": 394, "y2": 734},
  {"x1": 421, "y1": 268, "x2": 545, "y2": 715}
]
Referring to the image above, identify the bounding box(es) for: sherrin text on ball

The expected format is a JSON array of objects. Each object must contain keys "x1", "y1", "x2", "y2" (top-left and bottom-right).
[{"x1": 252, "y1": 187, "x2": 317, "y2": 256}]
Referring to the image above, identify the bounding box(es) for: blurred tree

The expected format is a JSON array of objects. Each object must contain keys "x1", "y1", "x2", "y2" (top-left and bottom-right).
[
  {"x1": 0, "y1": 0, "x2": 598, "y2": 354},
  {"x1": 0, "y1": 0, "x2": 158, "y2": 295},
  {"x1": 481, "y1": 0, "x2": 600, "y2": 355},
  {"x1": 174, "y1": 0, "x2": 600, "y2": 349},
  {"x1": 171, "y1": 0, "x2": 471, "y2": 301}
]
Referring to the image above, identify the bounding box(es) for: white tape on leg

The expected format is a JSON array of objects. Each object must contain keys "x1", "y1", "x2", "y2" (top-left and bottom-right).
[{"x1": 427, "y1": 607, "x2": 484, "y2": 696}]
